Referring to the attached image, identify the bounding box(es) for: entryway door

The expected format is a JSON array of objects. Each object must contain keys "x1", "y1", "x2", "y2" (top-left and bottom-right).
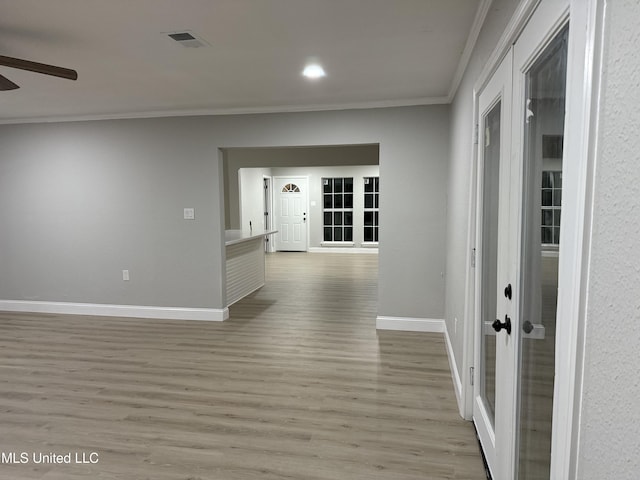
[
  {"x1": 273, "y1": 176, "x2": 308, "y2": 251},
  {"x1": 473, "y1": 1, "x2": 569, "y2": 478}
]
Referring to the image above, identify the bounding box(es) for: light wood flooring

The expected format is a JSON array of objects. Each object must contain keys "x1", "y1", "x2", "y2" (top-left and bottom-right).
[{"x1": 0, "y1": 252, "x2": 486, "y2": 479}]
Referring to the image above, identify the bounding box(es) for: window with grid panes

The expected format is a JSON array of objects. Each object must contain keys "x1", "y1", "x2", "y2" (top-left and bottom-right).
[
  {"x1": 323, "y1": 178, "x2": 353, "y2": 242},
  {"x1": 541, "y1": 171, "x2": 561, "y2": 245},
  {"x1": 363, "y1": 177, "x2": 379, "y2": 242}
]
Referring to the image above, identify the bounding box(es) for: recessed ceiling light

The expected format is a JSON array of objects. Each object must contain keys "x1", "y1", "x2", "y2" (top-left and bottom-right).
[{"x1": 302, "y1": 64, "x2": 326, "y2": 79}]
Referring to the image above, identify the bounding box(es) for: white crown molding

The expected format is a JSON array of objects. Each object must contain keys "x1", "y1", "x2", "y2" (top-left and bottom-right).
[
  {"x1": 0, "y1": 96, "x2": 450, "y2": 125},
  {"x1": 473, "y1": 0, "x2": 540, "y2": 95},
  {"x1": 0, "y1": 300, "x2": 229, "y2": 322},
  {"x1": 448, "y1": 0, "x2": 495, "y2": 102}
]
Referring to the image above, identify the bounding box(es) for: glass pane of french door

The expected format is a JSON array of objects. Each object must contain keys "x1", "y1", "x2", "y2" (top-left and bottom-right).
[
  {"x1": 517, "y1": 24, "x2": 569, "y2": 479},
  {"x1": 480, "y1": 101, "x2": 501, "y2": 428}
]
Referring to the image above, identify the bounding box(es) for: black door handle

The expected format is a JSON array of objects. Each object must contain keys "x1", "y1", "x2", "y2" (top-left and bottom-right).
[
  {"x1": 492, "y1": 315, "x2": 512, "y2": 335},
  {"x1": 504, "y1": 283, "x2": 512, "y2": 300},
  {"x1": 504, "y1": 284, "x2": 513, "y2": 300},
  {"x1": 523, "y1": 320, "x2": 534, "y2": 334}
]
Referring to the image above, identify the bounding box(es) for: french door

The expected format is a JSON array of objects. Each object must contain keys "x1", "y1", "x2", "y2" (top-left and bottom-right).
[
  {"x1": 474, "y1": 1, "x2": 569, "y2": 478},
  {"x1": 474, "y1": 48, "x2": 516, "y2": 478}
]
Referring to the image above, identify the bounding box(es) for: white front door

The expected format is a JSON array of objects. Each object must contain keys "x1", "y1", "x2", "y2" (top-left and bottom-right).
[
  {"x1": 474, "y1": 1, "x2": 569, "y2": 478},
  {"x1": 274, "y1": 176, "x2": 308, "y2": 251}
]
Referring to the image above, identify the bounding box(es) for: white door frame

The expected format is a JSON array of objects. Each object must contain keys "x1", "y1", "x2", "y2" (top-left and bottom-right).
[
  {"x1": 263, "y1": 175, "x2": 275, "y2": 253},
  {"x1": 461, "y1": 0, "x2": 605, "y2": 478},
  {"x1": 273, "y1": 175, "x2": 309, "y2": 251}
]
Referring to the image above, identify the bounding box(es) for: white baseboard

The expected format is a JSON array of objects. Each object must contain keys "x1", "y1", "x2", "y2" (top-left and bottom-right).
[
  {"x1": 0, "y1": 300, "x2": 229, "y2": 322},
  {"x1": 444, "y1": 325, "x2": 464, "y2": 415},
  {"x1": 308, "y1": 247, "x2": 378, "y2": 254},
  {"x1": 376, "y1": 316, "x2": 445, "y2": 332}
]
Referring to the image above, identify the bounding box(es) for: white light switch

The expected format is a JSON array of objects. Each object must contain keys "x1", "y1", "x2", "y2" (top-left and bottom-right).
[{"x1": 184, "y1": 208, "x2": 195, "y2": 220}]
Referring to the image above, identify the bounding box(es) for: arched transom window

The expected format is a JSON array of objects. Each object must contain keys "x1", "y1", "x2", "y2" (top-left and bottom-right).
[{"x1": 282, "y1": 183, "x2": 300, "y2": 193}]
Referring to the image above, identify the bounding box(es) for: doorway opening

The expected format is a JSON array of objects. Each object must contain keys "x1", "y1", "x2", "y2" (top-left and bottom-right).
[{"x1": 222, "y1": 144, "x2": 380, "y2": 253}]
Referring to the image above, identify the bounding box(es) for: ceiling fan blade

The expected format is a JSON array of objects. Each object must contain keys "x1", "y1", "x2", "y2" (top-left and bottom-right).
[
  {"x1": 0, "y1": 73, "x2": 19, "y2": 90},
  {"x1": 0, "y1": 55, "x2": 77, "y2": 81}
]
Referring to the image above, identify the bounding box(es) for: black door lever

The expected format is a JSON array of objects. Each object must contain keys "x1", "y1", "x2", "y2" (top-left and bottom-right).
[
  {"x1": 504, "y1": 283, "x2": 512, "y2": 300},
  {"x1": 492, "y1": 315, "x2": 512, "y2": 335}
]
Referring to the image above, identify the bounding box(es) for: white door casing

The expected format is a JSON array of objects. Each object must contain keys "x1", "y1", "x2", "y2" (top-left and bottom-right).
[
  {"x1": 465, "y1": 0, "x2": 600, "y2": 478},
  {"x1": 473, "y1": 1, "x2": 570, "y2": 478},
  {"x1": 263, "y1": 176, "x2": 275, "y2": 253},
  {"x1": 274, "y1": 176, "x2": 308, "y2": 251}
]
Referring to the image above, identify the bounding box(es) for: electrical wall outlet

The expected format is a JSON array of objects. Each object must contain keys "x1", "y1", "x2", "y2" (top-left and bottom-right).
[{"x1": 122, "y1": 270, "x2": 130, "y2": 281}]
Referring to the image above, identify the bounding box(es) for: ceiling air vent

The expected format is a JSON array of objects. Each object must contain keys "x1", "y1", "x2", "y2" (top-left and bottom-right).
[{"x1": 166, "y1": 31, "x2": 209, "y2": 48}]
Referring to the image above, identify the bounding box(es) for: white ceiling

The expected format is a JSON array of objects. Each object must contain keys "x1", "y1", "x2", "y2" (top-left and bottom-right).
[{"x1": 0, "y1": 0, "x2": 484, "y2": 122}]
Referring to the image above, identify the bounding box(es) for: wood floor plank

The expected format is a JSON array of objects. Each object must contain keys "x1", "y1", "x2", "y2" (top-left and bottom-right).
[{"x1": 0, "y1": 252, "x2": 485, "y2": 479}]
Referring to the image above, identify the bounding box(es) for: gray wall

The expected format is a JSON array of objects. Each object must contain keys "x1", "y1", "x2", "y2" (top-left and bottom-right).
[
  {"x1": 576, "y1": 1, "x2": 640, "y2": 477},
  {"x1": 0, "y1": 118, "x2": 225, "y2": 309},
  {"x1": 0, "y1": 105, "x2": 449, "y2": 319},
  {"x1": 445, "y1": 0, "x2": 521, "y2": 393}
]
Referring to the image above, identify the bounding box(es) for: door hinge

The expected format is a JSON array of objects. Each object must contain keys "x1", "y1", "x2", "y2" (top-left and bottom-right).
[
  {"x1": 470, "y1": 367, "x2": 474, "y2": 386},
  {"x1": 474, "y1": 123, "x2": 479, "y2": 145},
  {"x1": 471, "y1": 248, "x2": 476, "y2": 268}
]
